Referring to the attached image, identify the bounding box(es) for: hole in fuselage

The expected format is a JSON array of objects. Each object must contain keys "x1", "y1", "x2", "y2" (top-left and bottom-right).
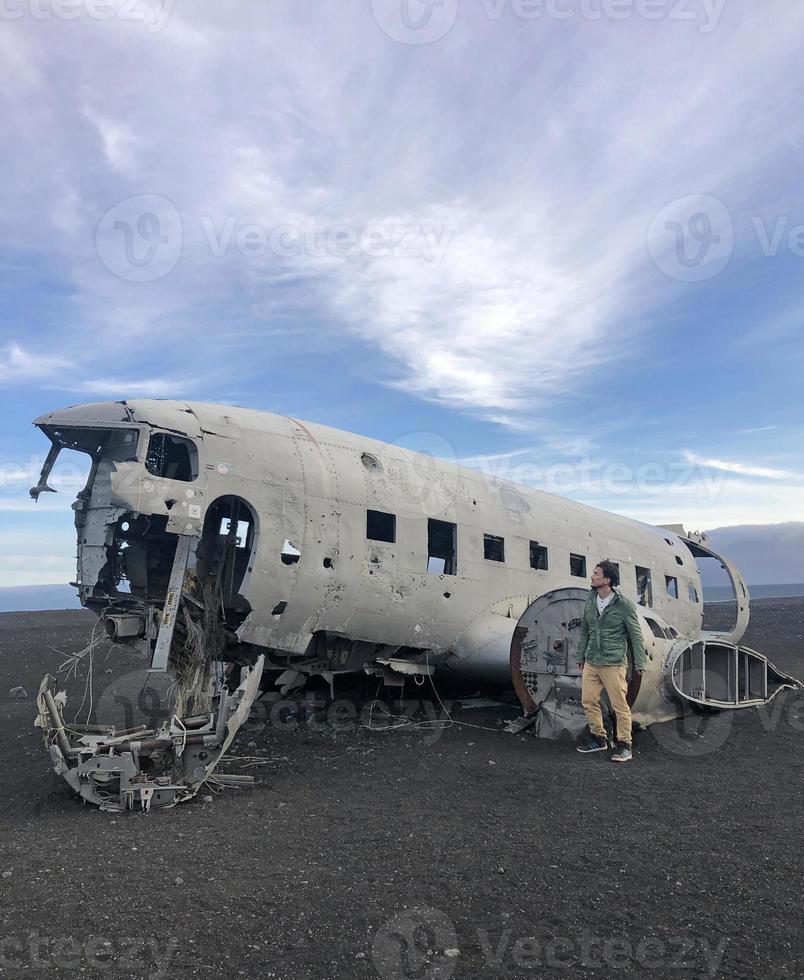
[{"x1": 281, "y1": 540, "x2": 301, "y2": 565}]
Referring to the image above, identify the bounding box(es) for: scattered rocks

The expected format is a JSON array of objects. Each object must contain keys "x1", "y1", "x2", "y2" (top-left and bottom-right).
[
  {"x1": 445, "y1": 949, "x2": 460, "y2": 959},
  {"x1": 174, "y1": 877, "x2": 184, "y2": 886},
  {"x1": 8, "y1": 686, "x2": 28, "y2": 699},
  {"x1": 201, "y1": 795, "x2": 214, "y2": 804}
]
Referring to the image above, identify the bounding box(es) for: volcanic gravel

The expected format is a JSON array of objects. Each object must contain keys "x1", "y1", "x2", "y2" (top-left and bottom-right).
[{"x1": 0, "y1": 600, "x2": 802, "y2": 979}]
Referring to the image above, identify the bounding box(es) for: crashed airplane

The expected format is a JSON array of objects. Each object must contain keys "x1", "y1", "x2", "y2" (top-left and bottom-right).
[{"x1": 30, "y1": 399, "x2": 801, "y2": 809}]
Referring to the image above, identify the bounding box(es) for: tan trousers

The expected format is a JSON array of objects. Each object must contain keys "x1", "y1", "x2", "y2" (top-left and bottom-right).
[{"x1": 581, "y1": 664, "x2": 632, "y2": 746}]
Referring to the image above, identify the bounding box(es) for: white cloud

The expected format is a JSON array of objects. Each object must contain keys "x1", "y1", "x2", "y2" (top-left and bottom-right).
[
  {"x1": 81, "y1": 105, "x2": 139, "y2": 176},
  {"x1": 457, "y1": 446, "x2": 541, "y2": 465},
  {"x1": 0, "y1": 342, "x2": 199, "y2": 400},
  {"x1": 0, "y1": 343, "x2": 75, "y2": 383},
  {"x1": 683, "y1": 451, "x2": 793, "y2": 480},
  {"x1": 2, "y1": 3, "x2": 803, "y2": 424},
  {"x1": 74, "y1": 376, "x2": 201, "y2": 397}
]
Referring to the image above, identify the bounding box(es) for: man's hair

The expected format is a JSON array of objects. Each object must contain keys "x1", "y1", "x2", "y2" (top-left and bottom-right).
[{"x1": 596, "y1": 559, "x2": 620, "y2": 588}]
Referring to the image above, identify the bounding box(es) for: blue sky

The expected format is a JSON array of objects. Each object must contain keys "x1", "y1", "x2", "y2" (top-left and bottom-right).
[{"x1": 1, "y1": 0, "x2": 803, "y2": 587}]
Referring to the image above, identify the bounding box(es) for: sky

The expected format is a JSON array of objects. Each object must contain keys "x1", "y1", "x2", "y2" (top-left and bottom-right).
[{"x1": 1, "y1": 0, "x2": 803, "y2": 587}]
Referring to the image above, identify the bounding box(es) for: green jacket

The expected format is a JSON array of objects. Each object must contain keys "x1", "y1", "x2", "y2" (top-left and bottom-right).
[{"x1": 577, "y1": 589, "x2": 647, "y2": 670}]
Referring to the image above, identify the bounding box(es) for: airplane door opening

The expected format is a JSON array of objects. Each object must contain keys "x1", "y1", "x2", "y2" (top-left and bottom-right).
[{"x1": 197, "y1": 496, "x2": 258, "y2": 624}]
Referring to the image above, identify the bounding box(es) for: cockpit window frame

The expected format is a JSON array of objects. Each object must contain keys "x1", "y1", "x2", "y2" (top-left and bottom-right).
[{"x1": 145, "y1": 431, "x2": 200, "y2": 483}]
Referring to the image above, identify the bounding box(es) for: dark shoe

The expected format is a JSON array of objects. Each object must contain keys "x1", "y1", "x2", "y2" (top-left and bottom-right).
[
  {"x1": 611, "y1": 743, "x2": 633, "y2": 763},
  {"x1": 576, "y1": 734, "x2": 609, "y2": 753}
]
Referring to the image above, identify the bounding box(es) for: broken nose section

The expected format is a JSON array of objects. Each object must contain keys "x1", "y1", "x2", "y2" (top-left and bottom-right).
[{"x1": 35, "y1": 656, "x2": 264, "y2": 812}]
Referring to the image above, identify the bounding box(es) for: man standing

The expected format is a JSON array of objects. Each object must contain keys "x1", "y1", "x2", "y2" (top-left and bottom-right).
[{"x1": 576, "y1": 560, "x2": 647, "y2": 762}]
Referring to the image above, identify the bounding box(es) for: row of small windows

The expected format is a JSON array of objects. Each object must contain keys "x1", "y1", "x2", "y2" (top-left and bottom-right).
[
  {"x1": 369, "y1": 510, "x2": 546, "y2": 573},
  {"x1": 366, "y1": 510, "x2": 698, "y2": 601}
]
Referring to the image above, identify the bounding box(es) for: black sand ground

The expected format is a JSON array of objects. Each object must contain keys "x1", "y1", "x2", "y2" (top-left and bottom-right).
[{"x1": 0, "y1": 600, "x2": 802, "y2": 979}]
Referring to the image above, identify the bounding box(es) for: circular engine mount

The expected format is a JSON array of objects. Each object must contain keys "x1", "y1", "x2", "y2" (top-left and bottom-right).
[
  {"x1": 510, "y1": 587, "x2": 589, "y2": 718},
  {"x1": 510, "y1": 587, "x2": 686, "y2": 739}
]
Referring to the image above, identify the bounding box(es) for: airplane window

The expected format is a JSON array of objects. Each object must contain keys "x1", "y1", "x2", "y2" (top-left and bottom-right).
[
  {"x1": 688, "y1": 583, "x2": 700, "y2": 603},
  {"x1": 427, "y1": 519, "x2": 456, "y2": 575},
  {"x1": 666, "y1": 575, "x2": 679, "y2": 599},
  {"x1": 145, "y1": 432, "x2": 198, "y2": 482},
  {"x1": 367, "y1": 509, "x2": 396, "y2": 543},
  {"x1": 636, "y1": 566, "x2": 653, "y2": 606},
  {"x1": 644, "y1": 617, "x2": 665, "y2": 639},
  {"x1": 484, "y1": 534, "x2": 505, "y2": 562},
  {"x1": 570, "y1": 553, "x2": 587, "y2": 577},
  {"x1": 219, "y1": 518, "x2": 250, "y2": 548},
  {"x1": 530, "y1": 541, "x2": 548, "y2": 570}
]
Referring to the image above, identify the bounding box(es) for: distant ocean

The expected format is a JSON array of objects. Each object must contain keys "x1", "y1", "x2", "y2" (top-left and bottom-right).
[
  {"x1": 0, "y1": 585, "x2": 82, "y2": 613},
  {"x1": 1, "y1": 582, "x2": 803, "y2": 613},
  {"x1": 705, "y1": 583, "x2": 804, "y2": 602}
]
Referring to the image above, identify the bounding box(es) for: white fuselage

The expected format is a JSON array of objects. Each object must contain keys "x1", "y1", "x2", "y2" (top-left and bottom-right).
[{"x1": 33, "y1": 400, "x2": 725, "y2": 675}]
